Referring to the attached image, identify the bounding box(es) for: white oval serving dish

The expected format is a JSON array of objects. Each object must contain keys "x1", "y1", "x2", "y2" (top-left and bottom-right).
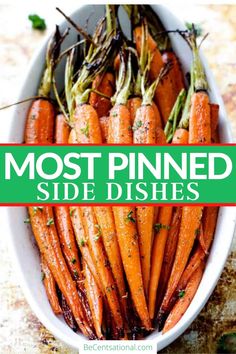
[{"x1": 5, "y1": 4, "x2": 236, "y2": 352}]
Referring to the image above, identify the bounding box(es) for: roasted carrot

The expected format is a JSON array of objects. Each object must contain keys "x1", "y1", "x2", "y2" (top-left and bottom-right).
[
  {"x1": 210, "y1": 103, "x2": 219, "y2": 143},
  {"x1": 162, "y1": 262, "x2": 204, "y2": 333},
  {"x1": 155, "y1": 207, "x2": 182, "y2": 312},
  {"x1": 93, "y1": 207, "x2": 127, "y2": 313},
  {"x1": 108, "y1": 52, "x2": 151, "y2": 329},
  {"x1": 176, "y1": 207, "x2": 218, "y2": 294},
  {"x1": 70, "y1": 207, "x2": 101, "y2": 287},
  {"x1": 156, "y1": 127, "x2": 167, "y2": 144},
  {"x1": 99, "y1": 116, "x2": 109, "y2": 143},
  {"x1": 29, "y1": 207, "x2": 95, "y2": 338},
  {"x1": 60, "y1": 293, "x2": 78, "y2": 332},
  {"x1": 128, "y1": 97, "x2": 142, "y2": 124},
  {"x1": 108, "y1": 104, "x2": 133, "y2": 144},
  {"x1": 41, "y1": 255, "x2": 62, "y2": 315},
  {"x1": 25, "y1": 99, "x2": 55, "y2": 144},
  {"x1": 172, "y1": 128, "x2": 189, "y2": 144},
  {"x1": 189, "y1": 91, "x2": 211, "y2": 144},
  {"x1": 188, "y1": 30, "x2": 211, "y2": 144},
  {"x1": 158, "y1": 206, "x2": 203, "y2": 321},
  {"x1": 149, "y1": 206, "x2": 173, "y2": 319},
  {"x1": 89, "y1": 72, "x2": 115, "y2": 118},
  {"x1": 73, "y1": 104, "x2": 102, "y2": 144},
  {"x1": 83, "y1": 260, "x2": 104, "y2": 339},
  {"x1": 55, "y1": 113, "x2": 70, "y2": 144},
  {"x1": 136, "y1": 206, "x2": 154, "y2": 296},
  {"x1": 162, "y1": 51, "x2": 185, "y2": 94},
  {"x1": 81, "y1": 206, "x2": 124, "y2": 334},
  {"x1": 113, "y1": 207, "x2": 151, "y2": 330},
  {"x1": 54, "y1": 207, "x2": 82, "y2": 281},
  {"x1": 133, "y1": 67, "x2": 165, "y2": 297}
]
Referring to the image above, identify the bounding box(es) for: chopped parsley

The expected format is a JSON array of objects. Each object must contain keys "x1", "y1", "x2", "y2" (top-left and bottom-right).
[
  {"x1": 24, "y1": 218, "x2": 31, "y2": 224},
  {"x1": 80, "y1": 122, "x2": 89, "y2": 138},
  {"x1": 178, "y1": 290, "x2": 185, "y2": 298},
  {"x1": 132, "y1": 120, "x2": 143, "y2": 131},
  {"x1": 154, "y1": 223, "x2": 170, "y2": 233},
  {"x1": 126, "y1": 210, "x2": 136, "y2": 223},
  {"x1": 71, "y1": 257, "x2": 76, "y2": 264},
  {"x1": 28, "y1": 14, "x2": 46, "y2": 31},
  {"x1": 46, "y1": 218, "x2": 54, "y2": 226},
  {"x1": 80, "y1": 239, "x2": 85, "y2": 247},
  {"x1": 94, "y1": 224, "x2": 102, "y2": 241}
]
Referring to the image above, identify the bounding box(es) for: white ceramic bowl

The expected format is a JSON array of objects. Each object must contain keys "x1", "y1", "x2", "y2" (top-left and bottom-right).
[{"x1": 5, "y1": 4, "x2": 236, "y2": 351}]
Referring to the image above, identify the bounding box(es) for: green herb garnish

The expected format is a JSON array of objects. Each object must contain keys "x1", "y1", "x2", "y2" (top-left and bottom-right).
[
  {"x1": 28, "y1": 14, "x2": 46, "y2": 31},
  {"x1": 71, "y1": 257, "x2": 76, "y2": 264},
  {"x1": 46, "y1": 218, "x2": 54, "y2": 226},
  {"x1": 132, "y1": 120, "x2": 143, "y2": 131},
  {"x1": 24, "y1": 218, "x2": 31, "y2": 224},
  {"x1": 178, "y1": 290, "x2": 185, "y2": 298},
  {"x1": 80, "y1": 122, "x2": 89, "y2": 138},
  {"x1": 126, "y1": 210, "x2": 136, "y2": 223},
  {"x1": 154, "y1": 223, "x2": 170, "y2": 233}
]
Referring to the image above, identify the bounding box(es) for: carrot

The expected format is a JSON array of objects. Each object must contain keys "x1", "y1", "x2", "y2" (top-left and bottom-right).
[
  {"x1": 136, "y1": 206, "x2": 154, "y2": 296},
  {"x1": 113, "y1": 206, "x2": 151, "y2": 330},
  {"x1": 41, "y1": 255, "x2": 62, "y2": 315},
  {"x1": 128, "y1": 97, "x2": 142, "y2": 124},
  {"x1": 72, "y1": 104, "x2": 102, "y2": 144},
  {"x1": 109, "y1": 52, "x2": 151, "y2": 330},
  {"x1": 24, "y1": 99, "x2": 55, "y2": 144},
  {"x1": 93, "y1": 207, "x2": 127, "y2": 313},
  {"x1": 158, "y1": 206, "x2": 203, "y2": 320},
  {"x1": 81, "y1": 206, "x2": 124, "y2": 334},
  {"x1": 108, "y1": 104, "x2": 133, "y2": 144},
  {"x1": 188, "y1": 30, "x2": 211, "y2": 145},
  {"x1": 176, "y1": 207, "x2": 218, "y2": 294},
  {"x1": 210, "y1": 103, "x2": 219, "y2": 143},
  {"x1": 162, "y1": 262, "x2": 204, "y2": 333},
  {"x1": 114, "y1": 53, "x2": 121, "y2": 72},
  {"x1": 172, "y1": 128, "x2": 189, "y2": 144},
  {"x1": 189, "y1": 91, "x2": 211, "y2": 144},
  {"x1": 60, "y1": 293, "x2": 78, "y2": 332},
  {"x1": 70, "y1": 207, "x2": 101, "y2": 287},
  {"x1": 89, "y1": 72, "x2": 115, "y2": 118},
  {"x1": 133, "y1": 105, "x2": 156, "y2": 144},
  {"x1": 155, "y1": 207, "x2": 182, "y2": 312},
  {"x1": 29, "y1": 207, "x2": 95, "y2": 338},
  {"x1": 152, "y1": 101, "x2": 163, "y2": 128},
  {"x1": 162, "y1": 51, "x2": 185, "y2": 94},
  {"x1": 55, "y1": 113, "x2": 70, "y2": 144},
  {"x1": 83, "y1": 260, "x2": 104, "y2": 339},
  {"x1": 156, "y1": 127, "x2": 167, "y2": 144},
  {"x1": 99, "y1": 116, "x2": 109, "y2": 143},
  {"x1": 54, "y1": 206, "x2": 82, "y2": 281},
  {"x1": 134, "y1": 26, "x2": 163, "y2": 79},
  {"x1": 148, "y1": 206, "x2": 173, "y2": 319}
]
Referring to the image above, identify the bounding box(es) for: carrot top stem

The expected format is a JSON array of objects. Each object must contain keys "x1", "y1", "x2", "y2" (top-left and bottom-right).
[
  {"x1": 38, "y1": 26, "x2": 67, "y2": 97},
  {"x1": 183, "y1": 26, "x2": 208, "y2": 92},
  {"x1": 134, "y1": 19, "x2": 149, "y2": 97},
  {"x1": 106, "y1": 5, "x2": 116, "y2": 36},
  {"x1": 112, "y1": 51, "x2": 132, "y2": 105},
  {"x1": 142, "y1": 63, "x2": 171, "y2": 106},
  {"x1": 178, "y1": 65, "x2": 195, "y2": 129},
  {"x1": 56, "y1": 7, "x2": 96, "y2": 46},
  {"x1": 164, "y1": 88, "x2": 186, "y2": 142},
  {"x1": 72, "y1": 31, "x2": 120, "y2": 105}
]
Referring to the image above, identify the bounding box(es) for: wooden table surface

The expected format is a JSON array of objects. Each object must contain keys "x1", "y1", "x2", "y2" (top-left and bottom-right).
[{"x1": 0, "y1": 3, "x2": 235, "y2": 353}]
